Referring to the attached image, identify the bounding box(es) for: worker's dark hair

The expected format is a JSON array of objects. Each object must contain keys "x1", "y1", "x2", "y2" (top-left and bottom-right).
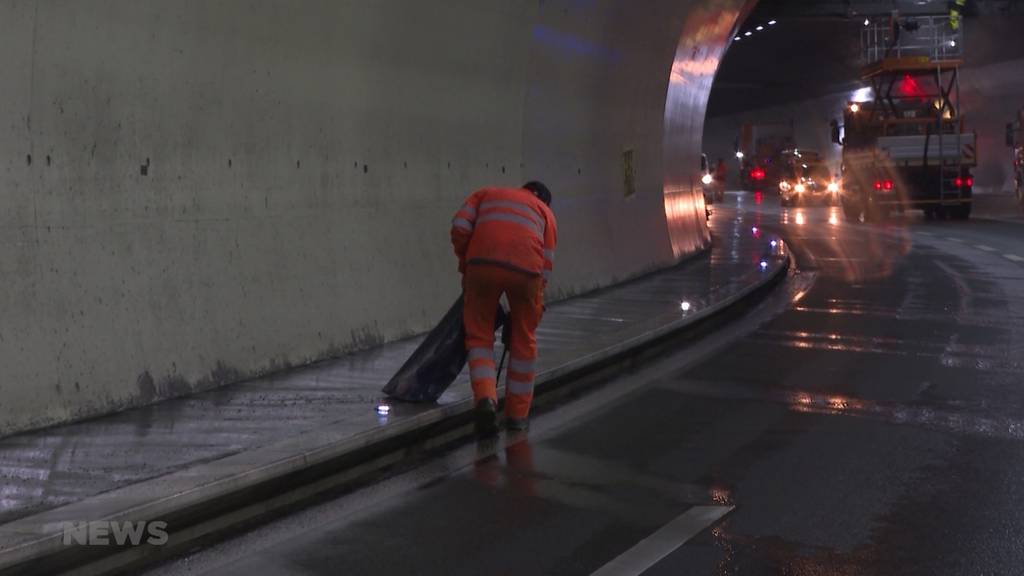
[{"x1": 523, "y1": 181, "x2": 552, "y2": 205}]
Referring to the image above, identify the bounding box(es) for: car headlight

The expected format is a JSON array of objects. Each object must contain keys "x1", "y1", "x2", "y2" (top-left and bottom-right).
[
  {"x1": 794, "y1": 183, "x2": 806, "y2": 193},
  {"x1": 779, "y1": 181, "x2": 791, "y2": 191},
  {"x1": 701, "y1": 173, "x2": 713, "y2": 185},
  {"x1": 827, "y1": 182, "x2": 840, "y2": 193}
]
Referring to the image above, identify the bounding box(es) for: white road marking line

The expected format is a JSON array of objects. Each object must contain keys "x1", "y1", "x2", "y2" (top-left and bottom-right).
[
  {"x1": 975, "y1": 245, "x2": 996, "y2": 252},
  {"x1": 1005, "y1": 254, "x2": 1024, "y2": 262},
  {"x1": 948, "y1": 237, "x2": 963, "y2": 242},
  {"x1": 590, "y1": 505, "x2": 733, "y2": 576}
]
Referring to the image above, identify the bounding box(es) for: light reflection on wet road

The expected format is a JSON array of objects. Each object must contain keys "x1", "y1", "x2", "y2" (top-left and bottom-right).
[{"x1": 148, "y1": 192, "x2": 1024, "y2": 576}]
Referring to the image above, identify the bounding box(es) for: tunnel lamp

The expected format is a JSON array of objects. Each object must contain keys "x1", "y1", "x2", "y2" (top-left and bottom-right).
[
  {"x1": 734, "y1": 36, "x2": 742, "y2": 41},
  {"x1": 744, "y1": 31, "x2": 752, "y2": 36},
  {"x1": 756, "y1": 25, "x2": 764, "y2": 31},
  {"x1": 768, "y1": 20, "x2": 777, "y2": 25}
]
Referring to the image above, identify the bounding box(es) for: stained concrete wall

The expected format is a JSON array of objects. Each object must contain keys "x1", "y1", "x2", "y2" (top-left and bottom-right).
[{"x1": 0, "y1": 0, "x2": 748, "y2": 435}]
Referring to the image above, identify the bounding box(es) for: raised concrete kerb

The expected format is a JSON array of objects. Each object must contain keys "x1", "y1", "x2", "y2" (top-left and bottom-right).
[{"x1": 0, "y1": 247, "x2": 790, "y2": 572}]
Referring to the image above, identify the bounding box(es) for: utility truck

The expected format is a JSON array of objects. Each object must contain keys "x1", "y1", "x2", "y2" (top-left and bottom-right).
[
  {"x1": 738, "y1": 121, "x2": 795, "y2": 189},
  {"x1": 832, "y1": 14, "x2": 975, "y2": 221}
]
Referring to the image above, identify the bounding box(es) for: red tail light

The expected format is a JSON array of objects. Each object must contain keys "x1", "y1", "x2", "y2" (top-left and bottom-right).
[
  {"x1": 750, "y1": 168, "x2": 765, "y2": 181},
  {"x1": 966, "y1": 177, "x2": 973, "y2": 187},
  {"x1": 883, "y1": 180, "x2": 894, "y2": 191},
  {"x1": 954, "y1": 177, "x2": 963, "y2": 188},
  {"x1": 874, "y1": 180, "x2": 882, "y2": 190}
]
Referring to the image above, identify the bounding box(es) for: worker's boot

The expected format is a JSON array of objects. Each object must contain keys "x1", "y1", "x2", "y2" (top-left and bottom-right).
[{"x1": 474, "y1": 398, "x2": 498, "y2": 437}]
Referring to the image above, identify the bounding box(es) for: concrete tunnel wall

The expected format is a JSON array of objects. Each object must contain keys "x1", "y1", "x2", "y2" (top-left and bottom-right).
[{"x1": 0, "y1": 0, "x2": 750, "y2": 435}]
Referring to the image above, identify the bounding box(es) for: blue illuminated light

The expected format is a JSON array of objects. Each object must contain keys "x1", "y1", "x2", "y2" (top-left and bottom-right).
[
  {"x1": 770, "y1": 240, "x2": 778, "y2": 248},
  {"x1": 760, "y1": 260, "x2": 768, "y2": 270},
  {"x1": 532, "y1": 25, "x2": 621, "y2": 62}
]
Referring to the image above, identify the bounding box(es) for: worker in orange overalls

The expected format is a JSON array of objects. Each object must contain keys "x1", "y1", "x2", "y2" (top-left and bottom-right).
[
  {"x1": 715, "y1": 158, "x2": 728, "y2": 199},
  {"x1": 450, "y1": 182, "x2": 557, "y2": 436}
]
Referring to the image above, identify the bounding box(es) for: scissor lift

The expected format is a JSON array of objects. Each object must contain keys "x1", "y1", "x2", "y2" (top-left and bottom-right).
[{"x1": 841, "y1": 15, "x2": 975, "y2": 219}]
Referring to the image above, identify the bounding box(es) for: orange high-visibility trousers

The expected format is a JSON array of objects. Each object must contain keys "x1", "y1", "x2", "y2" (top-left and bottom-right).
[{"x1": 463, "y1": 264, "x2": 544, "y2": 420}]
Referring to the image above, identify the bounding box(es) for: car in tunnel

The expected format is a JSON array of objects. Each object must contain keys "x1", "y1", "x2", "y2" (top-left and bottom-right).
[
  {"x1": 779, "y1": 161, "x2": 840, "y2": 206},
  {"x1": 700, "y1": 153, "x2": 723, "y2": 204}
]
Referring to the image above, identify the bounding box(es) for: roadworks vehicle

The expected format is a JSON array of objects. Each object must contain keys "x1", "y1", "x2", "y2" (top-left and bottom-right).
[
  {"x1": 832, "y1": 14, "x2": 975, "y2": 221},
  {"x1": 738, "y1": 121, "x2": 794, "y2": 189}
]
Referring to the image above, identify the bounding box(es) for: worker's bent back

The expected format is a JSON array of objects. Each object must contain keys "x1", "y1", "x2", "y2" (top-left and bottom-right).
[{"x1": 451, "y1": 187, "x2": 556, "y2": 283}]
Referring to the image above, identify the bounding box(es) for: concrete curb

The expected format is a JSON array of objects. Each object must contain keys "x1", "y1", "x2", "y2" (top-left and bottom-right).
[{"x1": 0, "y1": 248, "x2": 791, "y2": 576}]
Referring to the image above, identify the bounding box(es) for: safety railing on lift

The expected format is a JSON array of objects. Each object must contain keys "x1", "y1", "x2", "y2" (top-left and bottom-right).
[{"x1": 861, "y1": 15, "x2": 963, "y2": 64}]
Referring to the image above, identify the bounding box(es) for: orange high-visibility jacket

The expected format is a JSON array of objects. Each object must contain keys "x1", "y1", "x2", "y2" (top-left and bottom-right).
[{"x1": 451, "y1": 187, "x2": 557, "y2": 284}]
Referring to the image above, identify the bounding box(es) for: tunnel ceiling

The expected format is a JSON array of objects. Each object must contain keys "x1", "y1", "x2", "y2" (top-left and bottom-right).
[{"x1": 707, "y1": 0, "x2": 1024, "y2": 117}]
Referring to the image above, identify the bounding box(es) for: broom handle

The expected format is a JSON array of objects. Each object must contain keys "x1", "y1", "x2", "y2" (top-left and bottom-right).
[{"x1": 496, "y1": 346, "x2": 509, "y2": 386}]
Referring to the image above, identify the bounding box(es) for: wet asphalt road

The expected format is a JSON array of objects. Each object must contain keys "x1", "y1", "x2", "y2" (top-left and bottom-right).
[{"x1": 148, "y1": 193, "x2": 1024, "y2": 576}]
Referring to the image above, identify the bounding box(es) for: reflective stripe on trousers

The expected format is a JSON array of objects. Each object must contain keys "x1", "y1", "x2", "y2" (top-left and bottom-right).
[
  {"x1": 506, "y1": 376, "x2": 534, "y2": 396},
  {"x1": 470, "y1": 365, "x2": 497, "y2": 381},
  {"x1": 468, "y1": 347, "x2": 493, "y2": 362},
  {"x1": 506, "y1": 356, "x2": 536, "y2": 397}
]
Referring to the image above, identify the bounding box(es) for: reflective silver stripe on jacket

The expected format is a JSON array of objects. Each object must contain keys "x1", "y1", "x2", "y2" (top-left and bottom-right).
[
  {"x1": 508, "y1": 358, "x2": 536, "y2": 374},
  {"x1": 506, "y1": 377, "x2": 534, "y2": 395},
  {"x1": 460, "y1": 205, "x2": 477, "y2": 218},
  {"x1": 544, "y1": 249, "x2": 555, "y2": 263},
  {"x1": 452, "y1": 218, "x2": 474, "y2": 232},
  {"x1": 476, "y1": 213, "x2": 544, "y2": 238},
  {"x1": 468, "y1": 348, "x2": 492, "y2": 362},
  {"x1": 470, "y1": 365, "x2": 497, "y2": 381},
  {"x1": 479, "y1": 200, "x2": 542, "y2": 221}
]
